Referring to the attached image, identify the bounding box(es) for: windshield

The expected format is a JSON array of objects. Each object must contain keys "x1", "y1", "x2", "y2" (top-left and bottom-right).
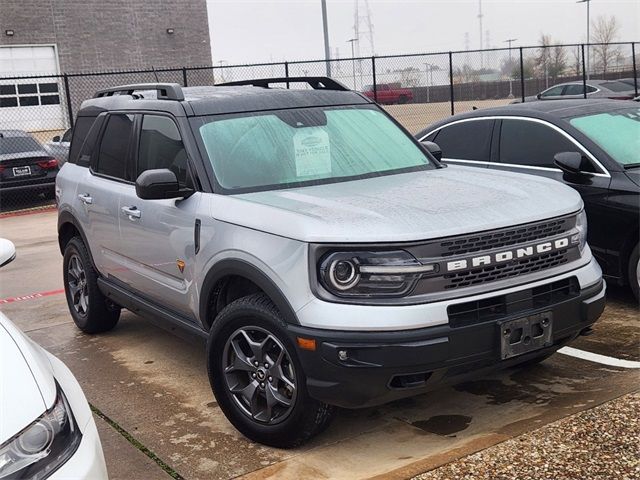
[
  {"x1": 569, "y1": 107, "x2": 640, "y2": 166},
  {"x1": 194, "y1": 105, "x2": 433, "y2": 193},
  {"x1": 0, "y1": 135, "x2": 43, "y2": 155}
]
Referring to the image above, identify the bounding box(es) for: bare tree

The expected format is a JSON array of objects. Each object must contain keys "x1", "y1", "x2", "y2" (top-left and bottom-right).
[
  {"x1": 591, "y1": 15, "x2": 620, "y2": 75},
  {"x1": 535, "y1": 35, "x2": 567, "y2": 83}
]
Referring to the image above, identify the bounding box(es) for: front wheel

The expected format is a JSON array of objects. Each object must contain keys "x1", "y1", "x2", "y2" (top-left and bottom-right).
[{"x1": 207, "y1": 293, "x2": 335, "y2": 448}]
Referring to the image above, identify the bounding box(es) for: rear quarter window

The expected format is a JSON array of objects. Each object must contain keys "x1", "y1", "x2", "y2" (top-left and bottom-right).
[{"x1": 68, "y1": 116, "x2": 104, "y2": 167}]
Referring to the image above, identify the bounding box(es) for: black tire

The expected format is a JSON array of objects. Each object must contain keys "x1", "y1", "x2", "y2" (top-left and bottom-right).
[
  {"x1": 398, "y1": 95, "x2": 408, "y2": 104},
  {"x1": 62, "y1": 237, "x2": 120, "y2": 334},
  {"x1": 207, "y1": 293, "x2": 335, "y2": 448},
  {"x1": 628, "y1": 243, "x2": 639, "y2": 302}
]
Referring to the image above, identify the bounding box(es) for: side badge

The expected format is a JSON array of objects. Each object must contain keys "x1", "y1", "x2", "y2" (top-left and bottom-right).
[{"x1": 176, "y1": 259, "x2": 185, "y2": 274}]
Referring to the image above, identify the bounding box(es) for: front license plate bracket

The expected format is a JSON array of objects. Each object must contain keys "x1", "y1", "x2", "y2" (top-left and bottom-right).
[{"x1": 499, "y1": 312, "x2": 553, "y2": 360}]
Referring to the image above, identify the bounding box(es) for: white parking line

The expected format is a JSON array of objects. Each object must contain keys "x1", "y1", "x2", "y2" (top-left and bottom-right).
[{"x1": 558, "y1": 346, "x2": 640, "y2": 369}]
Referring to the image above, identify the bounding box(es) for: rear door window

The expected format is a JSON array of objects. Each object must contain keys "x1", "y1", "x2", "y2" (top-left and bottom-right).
[
  {"x1": 431, "y1": 119, "x2": 494, "y2": 161},
  {"x1": 94, "y1": 114, "x2": 134, "y2": 180},
  {"x1": 499, "y1": 119, "x2": 579, "y2": 168}
]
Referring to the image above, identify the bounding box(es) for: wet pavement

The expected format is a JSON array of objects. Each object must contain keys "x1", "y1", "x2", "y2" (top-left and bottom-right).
[{"x1": 1, "y1": 210, "x2": 638, "y2": 479}]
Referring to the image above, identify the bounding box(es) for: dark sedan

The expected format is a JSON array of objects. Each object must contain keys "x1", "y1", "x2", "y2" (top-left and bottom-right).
[
  {"x1": 416, "y1": 100, "x2": 639, "y2": 300},
  {"x1": 516, "y1": 79, "x2": 637, "y2": 103},
  {"x1": 0, "y1": 130, "x2": 59, "y2": 195}
]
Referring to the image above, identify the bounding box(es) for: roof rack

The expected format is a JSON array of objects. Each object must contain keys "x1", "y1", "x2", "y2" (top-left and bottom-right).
[
  {"x1": 219, "y1": 77, "x2": 350, "y2": 91},
  {"x1": 94, "y1": 83, "x2": 185, "y2": 101}
]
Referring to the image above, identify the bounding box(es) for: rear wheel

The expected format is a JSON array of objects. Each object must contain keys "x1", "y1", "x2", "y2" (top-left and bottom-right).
[
  {"x1": 63, "y1": 237, "x2": 120, "y2": 333},
  {"x1": 207, "y1": 293, "x2": 335, "y2": 448},
  {"x1": 629, "y1": 243, "x2": 639, "y2": 302}
]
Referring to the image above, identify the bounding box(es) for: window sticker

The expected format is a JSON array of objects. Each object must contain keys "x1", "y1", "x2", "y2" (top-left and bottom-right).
[{"x1": 293, "y1": 128, "x2": 331, "y2": 177}]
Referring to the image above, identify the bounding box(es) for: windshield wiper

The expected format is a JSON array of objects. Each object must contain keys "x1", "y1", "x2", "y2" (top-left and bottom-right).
[{"x1": 623, "y1": 163, "x2": 640, "y2": 169}]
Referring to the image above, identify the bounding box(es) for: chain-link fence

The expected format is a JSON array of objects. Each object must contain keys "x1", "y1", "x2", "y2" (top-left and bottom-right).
[{"x1": 1, "y1": 42, "x2": 637, "y2": 213}]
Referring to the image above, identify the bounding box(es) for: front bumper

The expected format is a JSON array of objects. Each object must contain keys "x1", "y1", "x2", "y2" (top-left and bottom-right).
[{"x1": 289, "y1": 278, "x2": 606, "y2": 409}]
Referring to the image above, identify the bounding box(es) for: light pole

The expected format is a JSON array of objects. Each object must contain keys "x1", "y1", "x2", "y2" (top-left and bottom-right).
[
  {"x1": 347, "y1": 38, "x2": 358, "y2": 90},
  {"x1": 321, "y1": 0, "x2": 331, "y2": 77},
  {"x1": 504, "y1": 38, "x2": 517, "y2": 98},
  {"x1": 577, "y1": 0, "x2": 591, "y2": 79}
]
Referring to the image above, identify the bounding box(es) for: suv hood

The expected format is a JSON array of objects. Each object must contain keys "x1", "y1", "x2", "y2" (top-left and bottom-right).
[{"x1": 212, "y1": 166, "x2": 583, "y2": 243}]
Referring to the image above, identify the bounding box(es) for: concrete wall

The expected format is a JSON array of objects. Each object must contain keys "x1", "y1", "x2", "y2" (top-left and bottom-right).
[{"x1": 0, "y1": 0, "x2": 212, "y2": 73}]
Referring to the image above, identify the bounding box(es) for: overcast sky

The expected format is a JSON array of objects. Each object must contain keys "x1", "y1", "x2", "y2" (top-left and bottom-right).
[{"x1": 206, "y1": 0, "x2": 639, "y2": 65}]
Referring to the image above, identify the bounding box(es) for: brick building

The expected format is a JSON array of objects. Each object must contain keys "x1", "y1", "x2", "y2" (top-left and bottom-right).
[{"x1": 0, "y1": 0, "x2": 212, "y2": 131}]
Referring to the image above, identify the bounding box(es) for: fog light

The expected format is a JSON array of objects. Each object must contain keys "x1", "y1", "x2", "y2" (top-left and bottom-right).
[{"x1": 338, "y1": 350, "x2": 348, "y2": 361}]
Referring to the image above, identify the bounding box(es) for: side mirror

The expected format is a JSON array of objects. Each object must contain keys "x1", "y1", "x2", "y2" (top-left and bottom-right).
[
  {"x1": 536, "y1": 93, "x2": 542, "y2": 99},
  {"x1": 136, "y1": 169, "x2": 184, "y2": 200},
  {"x1": 52, "y1": 135, "x2": 61, "y2": 142},
  {"x1": 0, "y1": 238, "x2": 16, "y2": 268},
  {"x1": 421, "y1": 141, "x2": 442, "y2": 161},
  {"x1": 554, "y1": 152, "x2": 594, "y2": 179}
]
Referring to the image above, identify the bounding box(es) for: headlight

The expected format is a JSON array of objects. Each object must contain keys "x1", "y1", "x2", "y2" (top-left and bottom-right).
[
  {"x1": 575, "y1": 209, "x2": 588, "y2": 252},
  {"x1": 319, "y1": 250, "x2": 437, "y2": 297},
  {"x1": 0, "y1": 385, "x2": 81, "y2": 480}
]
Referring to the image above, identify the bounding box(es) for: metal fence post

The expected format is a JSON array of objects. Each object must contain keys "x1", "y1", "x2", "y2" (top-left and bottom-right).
[
  {"x1": 372, "y1": 56, "x2": 378, "y2": 102},
  {"x1": 182, "y1": 67, "x2": 188, "y2": 87},
  {"x1": 581, "y1": 44, "x2": 587, "y2": 99},
  {"x1": 632, "y1": 42, "x2": 638, "y2": 97},
  {"x1": 519, "y1": 47, "x2": 525, "y2": 103},
  {"x1": 284, "y1": 62, "x2": 290, "y2": 89},
  {"x1": 63, "y1": 74, "x2": 74, "y2": 128},
  {"x1": 448, "y1": 51, "x2": 454, "y2": 115}
]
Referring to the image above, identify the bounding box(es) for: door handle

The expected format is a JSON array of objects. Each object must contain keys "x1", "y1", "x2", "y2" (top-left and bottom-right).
[
  {"x1": 121, "y1": 206, "x2": 141, "y2": 219},
  {"x1": 78, "y1": 193, "x2": 93, "y2": 204}
]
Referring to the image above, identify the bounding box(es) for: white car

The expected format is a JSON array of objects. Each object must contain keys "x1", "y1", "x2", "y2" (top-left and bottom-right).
[{"x1": 0, "y1": 239, "x2": 108, "y2": 479}]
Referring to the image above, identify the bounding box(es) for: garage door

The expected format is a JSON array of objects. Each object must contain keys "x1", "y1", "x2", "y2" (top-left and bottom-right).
[{"x1": 0, "y1": 45, "x2": 66, "y2": 132}]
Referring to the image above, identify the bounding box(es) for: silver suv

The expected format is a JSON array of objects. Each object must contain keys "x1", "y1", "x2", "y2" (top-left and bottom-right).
[{"x1": 57, "y1": 79, "x2": 605, "y2": 448}]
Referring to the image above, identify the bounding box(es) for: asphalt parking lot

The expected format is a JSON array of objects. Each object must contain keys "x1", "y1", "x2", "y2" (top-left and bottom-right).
[{"x1": 1, "y1": 209, "x2": 638, "y2": 479}]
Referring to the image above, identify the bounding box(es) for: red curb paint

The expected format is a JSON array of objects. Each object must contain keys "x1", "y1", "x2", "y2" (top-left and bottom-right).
[
  {"x1": 0, "y1": 206, "x2": 57, "y2": 219},
  {"x1": 0, "y1": 289, "x2": 64, "y2": 304}
]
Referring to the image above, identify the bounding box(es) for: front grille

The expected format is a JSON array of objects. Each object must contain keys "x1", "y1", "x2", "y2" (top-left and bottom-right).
[
  {"x1": 439, "y1": 219, "x2": 565, "y2": 257},
  {"x1": 443, "y1": 250, "x2": 571, "y2": 290},
  {"x1": 447, "y1": 277, "x2": 580, "y2": 328}
]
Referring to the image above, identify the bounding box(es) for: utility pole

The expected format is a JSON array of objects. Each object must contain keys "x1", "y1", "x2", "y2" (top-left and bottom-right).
[
  {"x1": 577, "y1": 0, "x2": 591, "y2": 79},
  {"x1": 424, "y1": 63, "x2": 436, "y2": 103},
  {"x1": 321, "y1": 0, "x2": 332, "y2": 77},
  {"x1": 478, "y1": 0, "x2": 484, "y2": 69},
  {"x1": 347, "y1": 38, "x2": 358, "y2": 90},
  {"x1": 504, "y1": 38, "x2": 517, "y2": 98}
]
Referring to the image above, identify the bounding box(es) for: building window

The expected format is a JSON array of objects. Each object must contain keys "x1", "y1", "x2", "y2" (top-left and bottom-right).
[
  {"x1": 0, "y1": 81, "x2": 62, "y2": 108},
  {"x1": 17, "y1": 84, "x2": 37, "y2": 94},
  {"x1": 19, "y1": 96, "x2": 39, "y2": 106}
]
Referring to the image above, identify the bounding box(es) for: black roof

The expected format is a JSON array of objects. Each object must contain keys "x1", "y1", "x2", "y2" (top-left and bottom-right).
[
  {"x1": 419, "y1": 99, "x2": 636, "y2": 136},
  {"x1": 78, "y1": 79, "x2": 371, "y2": 117}
]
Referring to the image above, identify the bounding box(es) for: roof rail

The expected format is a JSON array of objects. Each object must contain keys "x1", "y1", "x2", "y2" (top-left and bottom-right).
[
  {"x1": 94, "y1": 83, "x2": 185, "y2": 101},
  {"x1": 219, "y1": 77, "x2": 350, "y2": 91}
]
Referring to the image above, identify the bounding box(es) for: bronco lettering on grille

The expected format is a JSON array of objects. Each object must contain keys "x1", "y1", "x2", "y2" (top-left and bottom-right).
[{"x1": 445, "y1": 237, "x2": 572, "y2": 272}]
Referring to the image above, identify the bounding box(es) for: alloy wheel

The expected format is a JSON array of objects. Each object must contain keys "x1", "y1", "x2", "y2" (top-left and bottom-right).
[
  {"x1": 67, "y1": 254, "x2": 88, "y2": 316},
  {"x1": 222, "y1": 326, "x2": 297, "y2": 424}
]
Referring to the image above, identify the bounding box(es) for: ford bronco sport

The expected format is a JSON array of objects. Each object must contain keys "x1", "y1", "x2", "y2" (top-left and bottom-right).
[{"x1": 57, "y1": 78, "x2": 605, "y2": 448}]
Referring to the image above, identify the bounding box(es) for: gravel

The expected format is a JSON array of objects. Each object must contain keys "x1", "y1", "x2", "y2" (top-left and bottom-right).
[{"x1": 414, "y1": 391, "x2": 640, "y2": 480}]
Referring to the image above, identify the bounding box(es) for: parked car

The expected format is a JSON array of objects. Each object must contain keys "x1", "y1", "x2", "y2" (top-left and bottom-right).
[
  {"x1": 57, "y1": 79, "x2": 604, "y2": 448},
  {"x1": 0, "y1": 130, "x2": 59, "y2": 195},
  {"x1": 362, "y1": 83, "x2": 413, "y2": 104},
  {"x1": 0, "y1": 238, "x2": 108, "y2": 479},
  {"x1": 417, "y1": 99, "x2": 639, "y2": 300},
  {"x1": 44, "y1": 128, "x2": 72, "y2": 166},
  {"x1": 515, "y1": 79, "x2": 637, "y2": 103}
]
